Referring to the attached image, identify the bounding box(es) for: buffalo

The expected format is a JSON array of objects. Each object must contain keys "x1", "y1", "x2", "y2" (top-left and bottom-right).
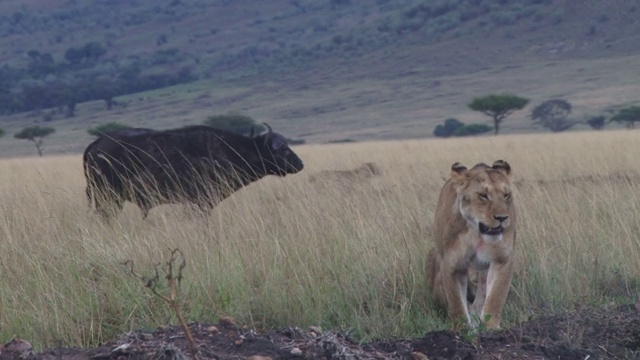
[{"x1": 83, "y1": 124, "x2": 304, "y2": 218}]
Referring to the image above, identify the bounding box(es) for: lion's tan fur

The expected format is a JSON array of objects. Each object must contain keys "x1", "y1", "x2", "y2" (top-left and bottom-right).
[
  {"x1": 309, "y1": 162, "x2": 381, "y2": 183},
  {"x1": 426, "y1": 160, "x2": 516, "y2": 329}
]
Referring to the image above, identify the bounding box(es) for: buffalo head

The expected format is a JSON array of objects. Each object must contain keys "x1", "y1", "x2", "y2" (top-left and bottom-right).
[{"x1": 253, "y1": 123, "x2": 304, "y2": 176}]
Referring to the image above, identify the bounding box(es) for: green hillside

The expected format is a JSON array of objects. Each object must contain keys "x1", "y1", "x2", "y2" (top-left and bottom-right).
[{"x1": 0, "y1": 0, "x2": 639, "y2": 156}]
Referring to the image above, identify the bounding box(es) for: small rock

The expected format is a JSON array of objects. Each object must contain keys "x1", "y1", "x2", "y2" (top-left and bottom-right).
[
  {"x1": 290, "y1": 347, "x2": 303, "y2": 356},
  {"x1": 112, "y1": 343, "x2": 131, "y2": 353},
  {"x1": 235, "y1": 335, "x2": 245, "y2": 346},
  {"x1": 2, "y1": 338, "x2": 33, "y2": 358},
  {"x1": 309, "y1": 325, "x2": 323, "y2": 336},
  {"x1": 207, "y1": 325, "x2": 219, "y2": 333},
  {"x1": 220, "y1": 316, "x2": 237, "y2": 326},
  {"x1": 248, "y1": 356, "x2": 272, "y2": 360},
  {"x1": 412, "y1": 351, "x2": 430, "y2": 360}
]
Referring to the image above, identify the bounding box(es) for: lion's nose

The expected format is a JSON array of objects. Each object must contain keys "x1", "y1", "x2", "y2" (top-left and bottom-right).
[{"x1": 494, "y1": 215, "x2": 509, "y2": 223}]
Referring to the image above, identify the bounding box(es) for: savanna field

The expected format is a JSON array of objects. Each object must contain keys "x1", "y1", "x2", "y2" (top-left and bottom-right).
[{"x1": 1, "y1": 130, "x2": 639, "y2": 354}]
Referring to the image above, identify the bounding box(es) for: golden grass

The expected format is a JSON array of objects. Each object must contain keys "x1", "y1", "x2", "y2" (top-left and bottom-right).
[{"x1": 1, "y1": 130, "x2": 639, "y2": 350}]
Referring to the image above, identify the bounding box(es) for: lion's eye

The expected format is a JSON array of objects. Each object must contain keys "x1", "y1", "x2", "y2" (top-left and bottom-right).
[
  {"x1": 504, "y1": 193, "x2": 512, "y2": 200},
  {"x1": 478, "y1": 193, "x2": 489, "y2": 200}
]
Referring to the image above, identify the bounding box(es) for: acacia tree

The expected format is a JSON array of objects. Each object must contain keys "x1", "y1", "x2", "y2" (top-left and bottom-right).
[
  {"x1": 468, "y1": 94, "x2": 529, "y2": 135},
  {"x1": 14, "y1": 126, "x2": 56, "y2": 156},
  {"x1": 530, "y1": 99, "x2": 577, "y2": 132},
  {"x1": 610, "y1": 106, "x2": 640, "y2": 129}
]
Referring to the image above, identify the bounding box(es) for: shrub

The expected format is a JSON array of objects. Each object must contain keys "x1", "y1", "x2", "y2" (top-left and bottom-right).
[
  {"x1": 328, "y1": 138, "x2": 355, "y2": 144},
  {"x1": 204, "y1": 113, "x2": 265, "y2": 136},
  {"x1": 452, "y1": 123, "x2": 492, "y2": 137},
  {"x1": 610, "y1": 106, "x2": 640, "y2": 129},
  {"x1": 433, "y1": 118, "x2": 464, "y2": 138},
  {"x1": 586, "y1": 115, "x2": 606, "y2": 130},
  {"x1": 87, "y1": 122, "x2": 133, "y2": 137}
]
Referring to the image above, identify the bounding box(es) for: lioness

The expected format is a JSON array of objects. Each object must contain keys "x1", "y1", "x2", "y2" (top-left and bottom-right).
[{"x1": 426, "y1": 160, "x2": 516, "y2": 329}]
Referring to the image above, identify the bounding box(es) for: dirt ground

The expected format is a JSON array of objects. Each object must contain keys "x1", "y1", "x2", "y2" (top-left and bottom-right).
[{"x1": 2, "y1": 302, "x2": 639, "y2": 360}]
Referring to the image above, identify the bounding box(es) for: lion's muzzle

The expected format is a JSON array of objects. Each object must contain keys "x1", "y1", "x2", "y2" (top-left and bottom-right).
[
  {"x1": 479, "y1": 215, "x2": 509, "y2": 235},
  {"x1": 479, "y1": 222, "x2": 504, "y2": 235}
]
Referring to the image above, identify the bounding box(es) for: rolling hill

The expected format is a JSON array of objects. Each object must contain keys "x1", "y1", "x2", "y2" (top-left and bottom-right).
[{"x1": 0, "y1": 0, "x2": 639, "y2": 156}]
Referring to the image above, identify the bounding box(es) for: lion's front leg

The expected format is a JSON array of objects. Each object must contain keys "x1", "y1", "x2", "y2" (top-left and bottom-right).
[
  {"x1": 481, "y1": 260, "x2": 515, "y2": 329},
  {"x1": 469, "y1": 269, "x2": 487, "y2": 319},
  {"x1": 439, "y1": 268, "x2": 472, "y2": 328}
]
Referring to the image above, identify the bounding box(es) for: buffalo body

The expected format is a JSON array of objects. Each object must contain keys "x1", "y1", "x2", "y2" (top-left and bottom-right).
[{"x1": 83, "y1": 125, "x2": 303, "y2": 218}]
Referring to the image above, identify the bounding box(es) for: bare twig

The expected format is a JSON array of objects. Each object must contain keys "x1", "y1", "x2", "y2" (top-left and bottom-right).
[{"x1": 123, "y1": 248, "x2": 199, "y2": 360}]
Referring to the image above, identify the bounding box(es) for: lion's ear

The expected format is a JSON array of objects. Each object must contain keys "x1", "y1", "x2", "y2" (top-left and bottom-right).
[
  {"x1": 492, "y1": 160, "x2": 512, "y2": 180},
  {"x1": 450, "y1": 162, "x2": 468, "y2": 181}
]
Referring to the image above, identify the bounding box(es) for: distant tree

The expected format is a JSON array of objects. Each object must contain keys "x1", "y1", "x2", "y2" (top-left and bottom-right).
[
  {"x1": 27, "y1": 50, "x2": 41, "y2": 60},
  {"x1": 87, "y1": 122, "x2": 133, "y2": 137},
  {"x1": 156, "y1": 34, "x2": 168, "y2": 46},
  {"x1": 530, "y1": 99, "x2": 577, "y2": 132},
  {"x1": 0, "y1": 92, "x2": 23, "y2": 115},
  {"x1": 610, "y1": 106, "x2": 640, "y2": 129},
  {"x1": 82, "y1": 42, "x2": 107, "y2": 61},
  {"x1": 26, "y1": 50, "x2": 55, "y2": 78},
  {"x1": 585, "y1": 115, "x2": 606, "y2": 130},
  {"x1": 468, "y1": 94, "x2": 529, "y2": 135},
  {"x1": 66, "y1": 100, "x2": 77, "y2": 117},
  {"x1": 18, "y1": 80, "x2": 74, "y2": 114},
  {"x1": 14, "y1": 126, "x2": 56, "y2": 156},
  {"x1": 20, "y1": 80, "x2": 48, "y2": 110},
  {"x1": 433, "y1": 118, "x2": 464, "y2": 138},
  {"x1": 204, "y1": 113, "x2": 265, "y2": 136},
  {"x1": 64, "y1": 47, "x2": 84, "y2": 65},
  {"x1": 0, "y1": 127, "x2": 5, "y2": 138},
  {"x1": 87, "y1": 79, "x2": 120, "y2": 110},
  {"x1": 55, "y1": 83, "x2": 79, "y2": 118},
  {"x1": 64, "y1": 42, "x2": 107, "y2": 65},
  {"x1": 452, "y1": 123, "x2": 493, "y2": 137}
]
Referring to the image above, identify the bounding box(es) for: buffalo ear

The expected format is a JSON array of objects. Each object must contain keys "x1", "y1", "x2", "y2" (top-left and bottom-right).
[{"x1": 491, "y1": 160, "x2": 512, "y2": 180}]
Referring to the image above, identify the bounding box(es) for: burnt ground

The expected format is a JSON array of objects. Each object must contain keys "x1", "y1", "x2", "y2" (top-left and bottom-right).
[{"x1": 2, "y1": 303, "x2": 639, "y2": 360}]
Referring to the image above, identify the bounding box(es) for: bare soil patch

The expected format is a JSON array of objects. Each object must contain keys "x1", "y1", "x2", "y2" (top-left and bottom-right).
[{"x1": 3, "y1": 303, "x2": 638, "y2": 360}]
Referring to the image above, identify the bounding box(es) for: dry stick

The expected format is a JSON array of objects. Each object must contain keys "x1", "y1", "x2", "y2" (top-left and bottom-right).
[{"x1": 123, "y1": 248, "x2": 199, "y2": 360}]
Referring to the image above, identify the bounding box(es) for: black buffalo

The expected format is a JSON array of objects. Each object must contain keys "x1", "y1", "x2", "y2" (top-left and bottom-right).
[{"x1": 83, "y1": 124, "x2": 304, "y2": 218}]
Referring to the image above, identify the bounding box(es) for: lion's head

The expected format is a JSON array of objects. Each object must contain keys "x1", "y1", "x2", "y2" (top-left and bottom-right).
[{"x1": 450, "y1": 160, "x2": 514, "y2": 241}]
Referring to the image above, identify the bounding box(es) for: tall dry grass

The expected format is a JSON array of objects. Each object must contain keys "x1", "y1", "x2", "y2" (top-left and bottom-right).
[{"x1": 0, "y1": 130, "x2": 639, "y2": 350}]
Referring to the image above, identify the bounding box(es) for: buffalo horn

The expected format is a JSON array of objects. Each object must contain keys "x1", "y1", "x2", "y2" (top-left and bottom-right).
[{"x1": 263, "y1": 123, "x2": 273, "y2": 135}]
